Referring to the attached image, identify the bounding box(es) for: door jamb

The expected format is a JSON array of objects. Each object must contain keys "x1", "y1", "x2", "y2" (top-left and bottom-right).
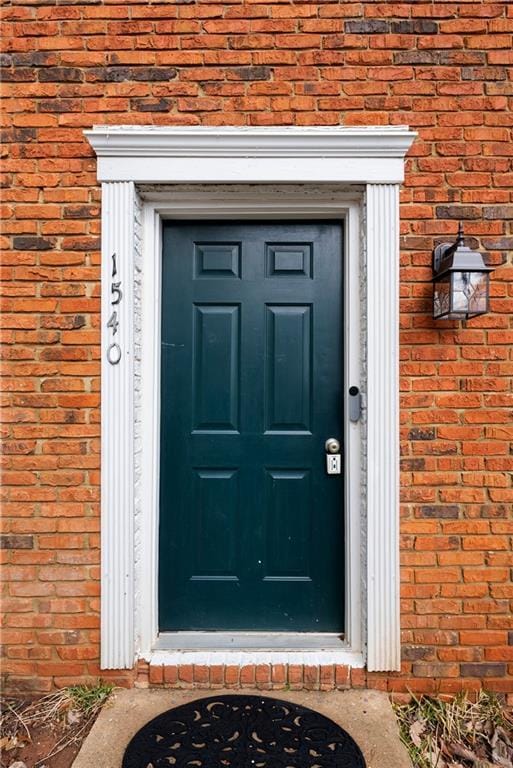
[{"x1": 137, "y1": 187, "x2": 363, "y2": 666}]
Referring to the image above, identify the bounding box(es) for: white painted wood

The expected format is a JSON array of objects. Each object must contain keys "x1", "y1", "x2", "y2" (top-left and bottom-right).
[
  {"x1": 101, "y1": 181, "x2": 136, "y2": 669},
  {"x1": 366, "y1": 183, "x2": 401, "y2": 672},
  {"x1": 84, "y1": 126, "x2": 416, "y2": 184},
  {"x1": 95, "y1": 157, "x2": 405, "y2": 184},
  {"x1": 141, "y1": 186, "x2": 363, "y2": 206},
  {"x1": 344, "y1": 204, "x2": 362, "y2": 657},
  {"x1": 85, "y1": 127, "x2": 416, "y2": 673},
  {"x1": 136, "y1": 206, "x2": 162, "y2": 660},
  {"x1": 85, "y1": 125, "x2": 417, "y2": 158}
]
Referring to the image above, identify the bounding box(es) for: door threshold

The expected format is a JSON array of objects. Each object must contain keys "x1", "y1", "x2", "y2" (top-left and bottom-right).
[
  {"x1": 154, "y1": 632, "x2": 346, "y2": 651},
  {"x1": 147, "y1": 633, "x2": 364, "y2": 667}
]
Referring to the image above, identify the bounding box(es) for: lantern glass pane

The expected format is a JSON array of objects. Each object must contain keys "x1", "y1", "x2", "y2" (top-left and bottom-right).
[
  {"x1": 452, "y1": 271, "x2": 488, "y2": 316},
  {"x1": 433, "y1": 276, "x2": 451, "y2": 318}
]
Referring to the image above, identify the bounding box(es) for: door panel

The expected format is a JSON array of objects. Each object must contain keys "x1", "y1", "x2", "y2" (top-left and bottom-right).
[
  {"x1": 191, "y1": 469, "x2": 239, "y2": 580},
  {"x1": 264, "y1": 469, "x2": 311, "y2": 580},
  {"x1": 159, "y1": 221, "x2": 344, "y2": 631},
  {"x1": 265, "y1": 305, "x2": 312, "y2": 433},
  {"x1": 192, "y1": 304, "x2": 240, "y2": 432}
]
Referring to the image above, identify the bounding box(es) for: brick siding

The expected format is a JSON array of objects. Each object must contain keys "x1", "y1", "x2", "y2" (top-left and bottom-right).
[{"x1": 1, "y1": 0, "x2": 512, "y2": 698}]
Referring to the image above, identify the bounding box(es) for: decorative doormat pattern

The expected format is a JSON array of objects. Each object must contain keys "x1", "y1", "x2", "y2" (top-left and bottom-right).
[{"x1": 122, "y1": 694, "x2": 366, "y2": 767}]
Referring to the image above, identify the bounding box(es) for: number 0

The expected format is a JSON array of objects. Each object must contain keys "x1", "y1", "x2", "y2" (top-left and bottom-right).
[{"x1": 107, "y1": 342, "x2": 122, "y2": 365}]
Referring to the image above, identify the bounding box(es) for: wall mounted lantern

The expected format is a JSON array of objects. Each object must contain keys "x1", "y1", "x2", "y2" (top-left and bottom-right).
[{"x1": 433, "y1": 223, "x2": 494, "y2": 320}]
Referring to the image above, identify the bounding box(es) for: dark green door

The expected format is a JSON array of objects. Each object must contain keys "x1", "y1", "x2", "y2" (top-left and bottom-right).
[{"x1": 159, "y1": 221, "x2": 344, "y2": 631}]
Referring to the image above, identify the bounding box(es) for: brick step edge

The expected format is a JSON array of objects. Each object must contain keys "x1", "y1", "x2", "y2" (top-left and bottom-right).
[{"x1": 138, "y1": 662, "x2": 362, "y2": 691}]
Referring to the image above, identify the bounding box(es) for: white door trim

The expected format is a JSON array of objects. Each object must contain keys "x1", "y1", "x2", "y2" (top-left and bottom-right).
[
  {"x1": 138, "y1": 189, "x2": 362, "y2": 669},
  {"x1": 85, "y1": 127, "x2": 416, "y2": 673}
]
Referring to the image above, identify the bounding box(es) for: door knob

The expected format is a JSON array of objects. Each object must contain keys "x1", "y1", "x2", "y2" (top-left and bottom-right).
[{"x1": 325, "y1": 438, "x2": 340, "y2": 454}]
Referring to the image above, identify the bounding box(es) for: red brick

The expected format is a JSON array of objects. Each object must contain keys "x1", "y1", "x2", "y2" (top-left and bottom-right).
[
  {"x1": 287, "y1": 664, "x2": 303, "y2": 690},
  {"x1": 2, "y1": 0, "x2": 512, "y2": 699},
  {"x1": 224, "y1": 665, "x2": 239, "y2": 687},
  {"x1": 193, "y1": 665, "x2": 209, "y2": 685},
  {"x1": 240, "y1": 665, "x2": 255, "y2": 686},
  {"x1": 320, "y1": 665, "x2": 335, "y2": 690},
  {"x1": 335, "y1": 665, "x2": 350, "y2": 689},
  {"x1": 209, "y1": 665, "x2": 224, "y2": 687},
  {"x1": 255, "y1": 664, "x2": 271, "y2": 688},
  {"x1": 271, "y1": 664, "x2": 286, "y2": 685},
  {"x1": 350, "y1": 668, "x2": 367, "y2": 688},
  {"x1": 303, "y1": 665, "x2": 319, "y2": 690},
  {"x1": 178, "y1": 665, "x2": 193, "y2": 686}
]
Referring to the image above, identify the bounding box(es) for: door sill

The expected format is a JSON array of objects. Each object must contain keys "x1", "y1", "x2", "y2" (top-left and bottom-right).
[
  {"x1": 155, "y1": 632, "x2": 345, "y2": 651},
  {"x1": 145, "y1": 632, "x2": 364, "y2": 668}
]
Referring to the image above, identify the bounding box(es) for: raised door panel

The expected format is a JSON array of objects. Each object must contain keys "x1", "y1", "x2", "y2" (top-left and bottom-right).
[
  {"x1": 192, "y1": 304, "x2": 240, "y2": 433},
  {"x1": 264, "y1": 469, "x2": 311, "y2": 581},
  {"x1": 266, "y1": 243, "x2": 313, "y2": 278},
  {"x1": 194, "y1": 242, "x2": 241, "y2": 279},
  {"x1": 190, "y1": 469, "x2": 239, "y2": 581},
  {"x1": 265, "y1": 305, "x2": 312, "y2": 434}
]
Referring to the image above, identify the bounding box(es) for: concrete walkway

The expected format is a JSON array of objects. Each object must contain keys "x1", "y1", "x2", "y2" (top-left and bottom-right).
[{"x1": 73, "y1": 688, "x2": 411, "y2": 768}]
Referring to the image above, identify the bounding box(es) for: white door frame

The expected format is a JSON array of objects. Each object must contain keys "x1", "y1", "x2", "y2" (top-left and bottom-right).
[{"x1": 85, "y1": 127, "x2": 416, "y2": 673}]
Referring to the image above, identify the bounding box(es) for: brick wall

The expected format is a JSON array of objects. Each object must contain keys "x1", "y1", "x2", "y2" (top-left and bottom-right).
[{"x1": 1, "y1": 0, "x2": 512, "y2": 698}]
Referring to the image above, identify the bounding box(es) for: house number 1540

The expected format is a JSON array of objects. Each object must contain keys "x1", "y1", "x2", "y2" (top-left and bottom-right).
[{"x1": 106, "y1": 252, "x2": 122, "y2": 365}]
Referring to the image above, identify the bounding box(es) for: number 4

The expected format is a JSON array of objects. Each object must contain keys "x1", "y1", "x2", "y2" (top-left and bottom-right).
[{"x1": 107, "y1": 310, "x2": 119, "y2": 335}]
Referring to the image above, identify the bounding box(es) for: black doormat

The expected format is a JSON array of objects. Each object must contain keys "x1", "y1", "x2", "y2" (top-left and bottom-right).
[{"x1": 122, "y1": 694, "x2": 366, "y2": 767}]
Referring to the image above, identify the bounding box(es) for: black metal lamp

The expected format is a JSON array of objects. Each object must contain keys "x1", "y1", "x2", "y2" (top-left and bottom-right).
[{"x1": 432, "y1": 223, "x2": 494, "y2": 320}]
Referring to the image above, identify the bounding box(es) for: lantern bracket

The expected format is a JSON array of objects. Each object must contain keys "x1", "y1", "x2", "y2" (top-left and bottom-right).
[
  {"x1": 432, "y1": 223, "x2": 492, "y2": 280},
  {"x1": 433, "y1": 222, "x2": 465, "y2": 273},
  {"x1": 433, "y1": 241, "x2": 456, "y2": 274}
]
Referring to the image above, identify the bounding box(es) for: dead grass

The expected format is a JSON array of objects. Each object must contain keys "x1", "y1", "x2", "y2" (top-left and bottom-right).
[
  {"x1": 394, "y1": 690, "x2": 513, "y2": 768},
  {"x1": 0, "y1": 682, "x2": 114, "y2": 768}
]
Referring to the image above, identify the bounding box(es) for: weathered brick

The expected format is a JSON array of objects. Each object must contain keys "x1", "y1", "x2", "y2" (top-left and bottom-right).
[
  {"x1": 391, "y1": 20, "x2": 438, "y2": 34},
  {"x1": 408, "y1": 428, "x2": 436, "y2": 441},
  {"x1": 129, "y1": 98, "x2": 172, "y2": 112},
  {"x1": 460, "y1": 663, "x2": 507, "y2": 677},
  {"x1": 345, "y1": 20, "x2": 389, "y2": 34},
  {"x1": 436, "y1": 205, "x2": 481, "y2": 219},
  {"x1": 413, "y1": 663, "x2": 460, "y2": 678},
  {"x1": 484, "y1": 206, "x2": 513, "y2": 220},
  {"x1": 0, "y1": 535, "x2": 33, "y2": 549},
  {"x1": 87, "y1": 67, "x2": 177, "y2": 82},
  {"x1": 39, "y1": 67, "x2": 82, "y2": 82},
  {"x1": 417, "y1": 506, "x2": 459, "y2": 519},
  {"x1": 227, "y1": 66, "x2": 271, "y2": 81},
  {"x1": 401, "y1": 646, "x2": 434, "y2": 661},
  {"x1": 12, "y1": 237, "x2": 55, "y2": 251}
]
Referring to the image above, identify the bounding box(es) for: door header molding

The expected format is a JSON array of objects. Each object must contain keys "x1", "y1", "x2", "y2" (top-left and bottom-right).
[
  {"x1": 85, "y1": 126, "x2": 416, "y2": 184},
  {"x1": 85, "y1": 125, "x2": 415, "y2": 158}
]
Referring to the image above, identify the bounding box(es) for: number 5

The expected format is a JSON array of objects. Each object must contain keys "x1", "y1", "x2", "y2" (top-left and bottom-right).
[{"x1": 111, "y1": 281, "x2": 122, "y2": 305}]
